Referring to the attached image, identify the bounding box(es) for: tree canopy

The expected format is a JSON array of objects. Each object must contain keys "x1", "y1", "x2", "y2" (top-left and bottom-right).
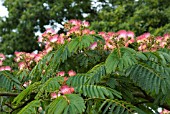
[
  {"x1": 0, "y1": 19, "x2": 170, "y2": 114},
  {"x1": 0, "y1": 0, "x2": 170, "y2": 54}
]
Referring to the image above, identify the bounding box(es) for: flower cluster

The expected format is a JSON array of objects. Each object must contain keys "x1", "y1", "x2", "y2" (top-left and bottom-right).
[
  {"x1": 136, "y1": 33, "x2": 170, "y2": 52},
  {"x1": 98, "y1": 30, "x2": 135, "y2": 50},
  {"x1": 64, "y1": 19, "x2": 95, "y2": 36},
  {"x1": 38, "y1": 28, "x2": 67, "y2": 50},
  {"x1": 160, "y1": 109, "x2": 170, "y2": 114},
  {"x1": 0, "y1": 53, "x2": 12, "y2": 71},
  {"x1": 1, "y1": 19, "x2": 170, "y2": 72},
  {"x1": 50, "y1": 70, "x2": 76, "y2": 99},
  {"x1": 50, "y1": 85, "x2": 74, "y2": 99},
  {"x1": 14, "y1": 51, "x2": 45, "y2": 70},
  {"x1": 57, "y1": 69, "x2": 76, "y2": 82}
]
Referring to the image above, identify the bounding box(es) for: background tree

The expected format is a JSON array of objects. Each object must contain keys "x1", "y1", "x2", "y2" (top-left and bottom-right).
[
  {"x1": 90, "y1": 0, "x2": 170, "y2": 35},
  {"x1": 1, "y1": 0, "x2": 170, "y2": 54},
  {"x1": 0, "y1": 0, "x2": 97, "y2": 54}
]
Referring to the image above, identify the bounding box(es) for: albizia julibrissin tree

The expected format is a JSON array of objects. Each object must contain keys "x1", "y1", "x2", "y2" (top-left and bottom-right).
[{"x1": 0, "y1": 19, "x2": 170, "y2": 114}]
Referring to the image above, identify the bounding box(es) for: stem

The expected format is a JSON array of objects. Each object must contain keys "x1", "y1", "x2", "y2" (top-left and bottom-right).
[
  {"x1": 0, "y1": 92, "x2": 19, "y2": 96},
  {"x1": 133, "y1": 88, "x2": 170, "y2": 110},
  {"x1": 116, "y1": 44, "x2": 121, "y2": 58}
]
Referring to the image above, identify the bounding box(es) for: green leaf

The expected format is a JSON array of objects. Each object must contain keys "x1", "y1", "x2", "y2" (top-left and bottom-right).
[
  {"x1": 99, "y1": 99, "x2": 145, "y2": 114},
  {"x1": 105, "y1": 47, "x2": 137, "y2": 74},
  {"x1": 68, "y1": 38, "x2": 79, "y2": 53},
  {"x1": 126, "y1": 61, "x2": 170, "y2": 94},
  {"x1": 68, "y1": 35, "x2": 94, "y2": 53},
  {"x1": 0, "y1": 71, "x2": 21, "y2": 91},
  {"x1": 18, "y1": 100, "x2": 40, "y2": 114},
  {"x1": 87, "y1": 62, "x2": 106, "y2": 84},
  {"x1": 13, "y1": 82, "x2": 41, "y2": 105},
  {"x1": 46, "y1": 94, "x2": 85, "y2": 114},
  {"x1": 67, "y1": 74, "x2": 88, "y2": 87},
  {"x1": 75, "y1": 85, "x2": 121, "y2": 99},
  {"x1": 35, "y1": 77, "x2": 63, "y2": 99}
]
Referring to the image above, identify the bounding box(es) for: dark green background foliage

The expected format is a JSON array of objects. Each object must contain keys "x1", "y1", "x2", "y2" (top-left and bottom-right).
[
  {"x1": 0, "y1": 0, "x2": 96, "y2": 54},
  {"x1": 91, "y1": 0, "x2": 170, "y2": 34},
  {"x1": 0, "y1": 0, "x2": 170, "y2": 54}
]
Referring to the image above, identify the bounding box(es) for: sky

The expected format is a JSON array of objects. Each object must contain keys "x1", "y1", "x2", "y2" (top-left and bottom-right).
[{"x1": 0, "y1": 0, "x2": 8, "y2": 17}]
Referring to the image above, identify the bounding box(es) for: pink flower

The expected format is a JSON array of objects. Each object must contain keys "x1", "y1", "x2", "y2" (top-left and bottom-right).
[
  {"x1": 89, "y1": 42, "x2": 97, "y2": 50},
  {"x1": 89, "y1": 30, "x2": 96, "y2": 34},
  {"x1": 138, "y1": 44, "x2": 147, "y2": 51},
  {"x1": 4, "y1": 66, "x2": 12, "y2": 71},
  {"x1": 70, "y1": 87, "x2": 74, "y2": 93},
  {"x1": 38, "y1": 37, "x2": 43, "y2": 42},
  {"x1": 45, "y1": 28, "x2": 55, "y2": 34},
  {"x1": 137, "y1": 33, "x2": 150, "y2": 43},
  {"x1": 69, "y1": 25, "x2": 81, "y2": 35},
  {"x1": 160, "y1": 109, "x2": 170, "y2": 114},
  {"x1": 34, "y1": 54, "x2": 43, "y2": 63},
  {"x1": 0, "y1": 60, "x2": 3, "y2": 66},
  {"x1": 30, "y1": 53, "x2": 36, "y2": 58},
  {"x1": 98, "y1": 32, "x2": 106, "y2": 37},
  {"x1": 68, "y1": 70, "x2": 76, "y2": 76},
  {"x1": 163, "y1": 33, "x2": 170, "y2": 41},
  {"x1": 69, "y1": 19, "x2": 81, "y2": 26},
  {"x1": 38, "y1": 107, "x2": 43, "y2": 112},
  {"x1": 0, "y1": 53, "x2": 6, "y2": 61},
  {"x1": 14, "y1": 52, "x2": 25, "y2": 57},
  {"x1": 107, "y1": 32, "x2": 115, "y2": 38},
  {"x1": 49, "y1": 34, "x2": 58, "y2": 43},
  {"x1": 125, "y1": 39, "x2": 135, "y2": 47},
  {"x1": 127, "y1": 31, "x2": 135, "y2": 39},
  {"x1": 14, "y1": 57, "x2": 20, "y2": 62},
  {"x1": 23, "y1": 80, "x2": 32, "y2": 87},
  {"x1": 0, "y1": 66, "x2": 4, "y2": 71},
  {"x1": 128, "y1": 39, "x2": 135, "y2": 44},
  {"x1": 82, "y1": 21, "x2": 90, "y2": 27},
  {"x1": 160, "y1": 42, "x2": 167, "y2": 48},
  {"x1": 45, "y1": 46, "x2": 53, "y2": 53},
  {"x1": 117, "y1": 30, "x2": 127, "y2": 40},
  {"x1": 57, "y1": 36, "x2": 65, "y2": 44},
  {"x1": 18, "y1": 62, "x2": 26, "y2": 70},
  {"x1": 50, "y1": 92, "x2": 57, "y2": 99},
  {"x1": 60, "y1": 85, "x2": 74, "y2": 94},
  {"x1": 82, "y1": 29, "x2": 90, "y2": 35},
  {"x1": 156, "y1": 36, "x2": 163, "y2": 43},
  {"x1": 0, "y1": 66, "x2": 12, "y2": 71},
  {"x1": 67, "y1": 38, "x2": 71, "y2": 42},
  {"x1": 143, "y1": 33, "x2": 150, "y2": 38},
  {"x1": 64, "y1": 77, "x2": 69, "y2": 82},
  {"x1": 57, "y1": 71, "x2": 65, "y2": 76}
]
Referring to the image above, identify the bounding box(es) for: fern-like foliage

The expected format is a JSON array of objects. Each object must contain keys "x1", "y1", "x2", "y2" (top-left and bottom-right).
[
  {"x1": 46, "y1": 94, "x2": 85, "y2": 114},
  {"x1": 125, "y1": 49, "x2": 170, "y2": 95},
  {"x1": 13, "y1": 82, "x2": 41, "y2": 105},
  {"x1": 68, "y1": 35, "x2": 94, "y2": 53},
  {"x1": 28, "y1": 51, "x2": 55, "y2": 80},
  {"x1": 75, "y1": 85, "x2": 122, "y2": 99},
  {"x1": 87, "y1": 62, "x2": 106, "y2": 84},
  {"x1": 0, "y1": 71, "x2": 21, "y2": 91},
  {"x1": 35, "y1": 77, "x2": 63, "y2": 99},
  {"x1": 67, "y1": 74, "x2": 88, "y2": 87},
  {"x1": 126, "y1": 61, "x2": 170, "y2": 94},
  {"x1": 98, "y1": 99, "x2": 145, "y2": 114},
  {"x1": 17, "y1": 100, "x2": 40, "y2": 114},
  {"x1": 67, "y1": 63, "x2": 106, "y2": 86},
  {"x1": 105, "y1": 47, "x2": 137, "y2": 74}
]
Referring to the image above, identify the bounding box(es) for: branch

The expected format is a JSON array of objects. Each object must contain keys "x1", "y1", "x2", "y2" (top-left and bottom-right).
[
  {"x1": 0, "y1": 92, "x2": 19, "y2": 96},
  {"x1": 133, "y1": 89, "x2": 170, "y2": 110}
]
